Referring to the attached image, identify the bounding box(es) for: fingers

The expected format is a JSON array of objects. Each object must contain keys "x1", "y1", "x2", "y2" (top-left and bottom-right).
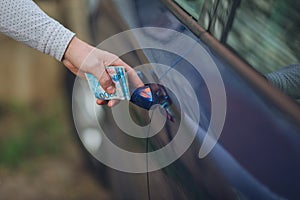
[
  {"x1": 88, "y1": 50, "x2": 144, "y2": 107},
  {"x1": 107, "y1": 99, "x2": 120, "y2": 107},
  {"x1": 110, "y1": 57, "x2": 130, "y2": 69},
  {"x1": 96, "y1": 99, "x2": 107, "y2": 105},
  {"x1": 111, "y1": 58, "x2": 144, "y2": 88},
  {"x1": 96, "y1": 99, "x2": 119, "y2": 107}
]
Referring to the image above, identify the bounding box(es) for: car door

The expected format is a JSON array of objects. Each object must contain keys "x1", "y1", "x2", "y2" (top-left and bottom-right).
[
  {"x1": 71, "y1": 0, "x2": 300, "y2": 199},
  {"x1": 140, "y1": 0, "x2": 300, "y2": 199}
]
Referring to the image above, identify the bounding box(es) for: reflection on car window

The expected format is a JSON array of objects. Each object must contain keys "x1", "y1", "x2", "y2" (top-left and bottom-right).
[
  {"x1": 172, "y1": 0, "x2": 300, "y2": 74},
  {"x1": 174, "y1": 0, "x2": 205, "y2": 19},
  {"x1": 227, "y1": 0, "x2": 300, "y2": 73}
]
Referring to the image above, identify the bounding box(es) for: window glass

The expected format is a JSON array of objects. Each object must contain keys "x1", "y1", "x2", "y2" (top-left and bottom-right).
[
  {"x1": 174, "y1": 0, "x2": 205, "y2": 19},
  {"x1": 227, "y1": 0, "x2": 300, "y2": 73},
  {"x1": 172, "y1": 0, "x2": 300, "y2": 74}
]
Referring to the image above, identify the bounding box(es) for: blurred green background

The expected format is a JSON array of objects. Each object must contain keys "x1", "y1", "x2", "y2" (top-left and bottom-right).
[{"x1": 0, "y1": 0, "x2": 111, "y2": 199}]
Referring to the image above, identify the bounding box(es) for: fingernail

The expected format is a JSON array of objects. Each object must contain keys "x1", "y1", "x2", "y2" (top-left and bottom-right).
[{"x1": 107, "y1": 86, "x2": 115, "y2": 94}]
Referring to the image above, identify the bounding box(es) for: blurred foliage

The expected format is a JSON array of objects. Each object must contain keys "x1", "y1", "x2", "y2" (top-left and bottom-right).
[
  {"x1": 0, "y1": 101, "x2": 68, "y2": 168},
  {"x1": 0, "y1": 100, "x2": 111, "y2": 200}
]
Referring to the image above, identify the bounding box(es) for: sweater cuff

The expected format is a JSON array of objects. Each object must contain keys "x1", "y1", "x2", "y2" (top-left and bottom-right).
[{"x1": 42, "y1": 22, "x2": 76, "y2": 61}]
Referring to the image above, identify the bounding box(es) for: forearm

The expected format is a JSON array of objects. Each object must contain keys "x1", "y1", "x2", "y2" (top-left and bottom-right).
[
  {"x1": 0, "y1": 0, "x2": 75, "y2": 61},
  {"x1": 0, "y1": 0, "x2": 143, "y2": 105}
]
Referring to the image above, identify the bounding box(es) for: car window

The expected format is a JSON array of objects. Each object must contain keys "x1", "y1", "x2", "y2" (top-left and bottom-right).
[
  {"x1": 172, "y1": 0, "x2": 300, "y2": 74},
  {"x1": 227, "y1": 0, "x2": 300, "y2": 74},
  {"x1": 174, "y1": 0, "x2": 205, "y2": 19}
]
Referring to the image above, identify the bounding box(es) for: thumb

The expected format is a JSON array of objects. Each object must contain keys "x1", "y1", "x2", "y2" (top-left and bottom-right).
[{"x1": 99, "y1": 70, "x2": 115, "y2": 94}]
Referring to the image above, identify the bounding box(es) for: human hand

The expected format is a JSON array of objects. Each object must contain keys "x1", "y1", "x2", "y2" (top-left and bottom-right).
[{"x1": 62, "y1": 37, "x2": 144, "y2": 107}]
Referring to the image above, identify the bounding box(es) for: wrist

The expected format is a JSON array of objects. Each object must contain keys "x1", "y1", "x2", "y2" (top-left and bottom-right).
[{"x1": 63, "y1": 37, "x2": 94, "y2": 68}]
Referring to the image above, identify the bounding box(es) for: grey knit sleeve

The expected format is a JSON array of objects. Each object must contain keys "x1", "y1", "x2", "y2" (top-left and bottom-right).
[
  {"x1": 265, "y1": 64, "x2": 300, "y2": 99},
  {"x1": 0, "y1": 0, "x2": 75, "y2": 61}
]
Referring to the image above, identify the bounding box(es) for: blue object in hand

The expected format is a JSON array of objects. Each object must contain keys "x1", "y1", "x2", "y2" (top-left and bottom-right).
[{"x1": 130, "y1": 84, "x2": 175, "y2": 122}]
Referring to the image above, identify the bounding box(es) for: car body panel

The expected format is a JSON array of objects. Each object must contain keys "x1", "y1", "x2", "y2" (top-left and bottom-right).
[{"x1": 78, "y1": 0, "x2": 300, "y2": 199}]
